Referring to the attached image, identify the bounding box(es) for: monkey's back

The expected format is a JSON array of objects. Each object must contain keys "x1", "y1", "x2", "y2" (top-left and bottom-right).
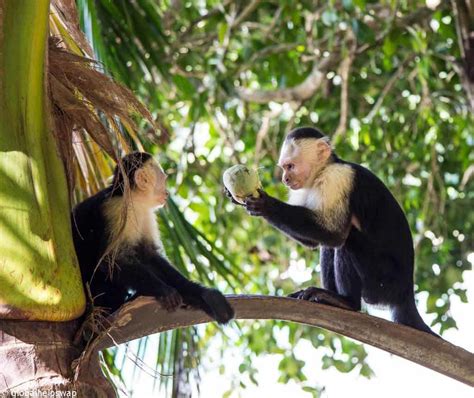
[
  {"x1": 342, "y1": 160, "x2": 416, "y2": 301},
  {"x1": 71, "y1": 188, "x2": 112, "y2": 285}
]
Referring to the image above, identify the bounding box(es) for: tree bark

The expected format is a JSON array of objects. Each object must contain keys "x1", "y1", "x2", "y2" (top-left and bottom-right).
[
  {"x1": 0, "y1": 320, "x2": 115, "y2": 397},
  {"x1": 96, "y1": 295, "x2": 474, "y2": 387}
]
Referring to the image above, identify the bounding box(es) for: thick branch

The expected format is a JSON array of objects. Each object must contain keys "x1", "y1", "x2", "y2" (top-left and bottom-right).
[
  {"x1": 237, "y1": 58, "x2": 332, "y2": 103},
  {"x1": 96, "y1": 295, "x2": 474, "y2": 387}
]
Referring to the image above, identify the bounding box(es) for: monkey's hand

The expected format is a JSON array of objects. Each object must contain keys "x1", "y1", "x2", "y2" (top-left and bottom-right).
[
  {"x1": 159, "y1": 285, "x2": 183, "y2": 312},
  {"x1": 201, "y1": 288, "x2": 235, "y2": 324},
  {"x1": 244, "y1": 189, "x2": 275, "y2": 217},
  {"x1": 224, "y1": 187, "x2": 244, "y2": 206}
]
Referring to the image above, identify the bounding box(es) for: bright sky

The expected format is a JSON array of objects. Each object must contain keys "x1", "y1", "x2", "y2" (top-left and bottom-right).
[{"x1": 116, "y1": 268, "x2": 473, "y2": 398}]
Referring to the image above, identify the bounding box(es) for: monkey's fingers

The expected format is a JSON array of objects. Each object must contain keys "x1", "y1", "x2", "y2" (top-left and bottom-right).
[
  {"x1": 161, "y1": 290, "x2": 183, "y2": 312},
  {"x1": 288, "y1": 290, "x2": 305, "y2": 299},
  {"x1": 292, "y1": 287, "x2": 356, "y2": 311},
  {"x1": 224, "y1": 187, "x2": 242, "y2": 206},
  {"x1": 244, "y1": 201, "x2": 265, "y2": 216},
  {"x1": 244, "y1": 196, "x2": 261, "y2": 205},
  {"x1": 307, "y1": 292, "x2": 354, "y2": 311},
  {"x1": 246, "y1": 208, "x2": 264, "y2": 217}
]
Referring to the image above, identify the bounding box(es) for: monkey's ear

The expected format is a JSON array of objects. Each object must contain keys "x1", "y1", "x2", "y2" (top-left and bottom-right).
[
  {"x1": 134, "y1": 168, "x2": 150, "y2": 191},
  {"x1": 316, "y1": 139, "x2": 332, "y2": 161}
]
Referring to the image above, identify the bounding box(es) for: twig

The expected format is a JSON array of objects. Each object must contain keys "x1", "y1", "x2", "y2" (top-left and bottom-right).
[
  {"x1": 178, "y1": 0, "x2": 233, "y2": 38},
  {"x1": 231, "y1": 0, "x2": 262, "y2": 28},
  {"x1": 364, "y1": 54, "x2": 415, "y2": 122}
]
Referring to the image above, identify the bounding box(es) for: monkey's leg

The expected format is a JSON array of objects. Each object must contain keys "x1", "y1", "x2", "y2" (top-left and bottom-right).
[
  {"x1": 334, "y1": 247, "x2": 362, "y2": 311},
  {"x1": 288, "y1": 247, "x2": 359, "y2": 311},
  {"x1": 320, "y1": 247, "x2": 336, "y2": 292},
  {"x1": 287, "y1": 246, "x2": 334, "y2": 299}
]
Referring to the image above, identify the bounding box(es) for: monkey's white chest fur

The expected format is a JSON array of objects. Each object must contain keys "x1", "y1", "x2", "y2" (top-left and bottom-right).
[
  {"x1": 103, "y1": 196, "x2": 164, "y2": 253},
  {"x1": 288, "y1": 163, "x2": 354, "y2": 231}
]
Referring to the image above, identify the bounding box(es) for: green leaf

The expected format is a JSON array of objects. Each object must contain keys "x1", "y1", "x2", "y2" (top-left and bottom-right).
[
  {"x1": 351, "y1": 19, "x2": 375, "y2": 44},
  {"x1": 172, "y1": 75, "x2": 195, "y2": 97},
  {"x1": 218, "y1": 22, "x2": 227, "y2": 44}
]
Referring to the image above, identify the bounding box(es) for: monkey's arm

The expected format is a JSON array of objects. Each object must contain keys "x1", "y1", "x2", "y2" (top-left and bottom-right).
[
  {"x1": 245, "y1": 190, "x2": 348, "y2": 247},
  {"x1": 111, "y1": 260, "x2": 183, "y2": 311},
  {"x1": 146, "y1": 251, "x2": 235, "y2": 324}
]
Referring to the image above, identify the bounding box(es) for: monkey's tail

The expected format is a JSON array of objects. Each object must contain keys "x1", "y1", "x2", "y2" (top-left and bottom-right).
[{"x1": 392, "y1": 299, "x2": 439, "y2": 338}]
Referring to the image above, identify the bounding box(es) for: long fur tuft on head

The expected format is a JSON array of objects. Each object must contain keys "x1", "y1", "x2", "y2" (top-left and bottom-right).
[{"x1": 111, "y1": 152, "x2": 153, "y2": 195}]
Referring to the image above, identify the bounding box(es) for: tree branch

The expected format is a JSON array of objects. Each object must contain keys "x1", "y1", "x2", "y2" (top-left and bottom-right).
[
  {"x1": 451, "y1": 0, "x2": 474, "y2": 111},
  {"x1": 237, "y1": 6, "x2": 438, "y2": 104},
  {"x1": 237, "y1": 58, "x2": 333, "y2": 103},
  {"x1": 232, "y1": 0, "x2": 263, "y2": 28},
  {"x1": 96, "y1": 295, "x2": 474, "y2": 387},
  {"x1": 364, "y1": 54, "x2": 415, "y2": 122},
  {"x1": 333, "y1": 30, "x2": 357, "y2": 139}
]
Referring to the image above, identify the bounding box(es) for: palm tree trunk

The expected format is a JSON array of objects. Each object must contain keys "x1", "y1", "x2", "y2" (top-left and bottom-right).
[
  {"x1": 0, "y1": 1, "x2": 111, "y2": 395},
  {"x1": 0, "y1": 319, "x2": 116, "y2": 397}
]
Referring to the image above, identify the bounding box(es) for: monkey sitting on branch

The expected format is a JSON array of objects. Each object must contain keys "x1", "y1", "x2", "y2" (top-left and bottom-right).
[
  {"x1": 72, "y1": 152, "x2": 234, "y2": 324},
  {"x1": 224, "y1": 127, "x2": 435, "y2": 335}
]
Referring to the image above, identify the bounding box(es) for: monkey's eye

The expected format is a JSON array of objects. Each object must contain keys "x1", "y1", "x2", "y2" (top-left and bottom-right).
[{"x1": 286, "y1": 163, "x2": 294, "y2": 171}]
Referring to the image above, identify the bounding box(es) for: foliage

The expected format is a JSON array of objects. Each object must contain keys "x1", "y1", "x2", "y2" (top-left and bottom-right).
[
  {"x1": 77, "y1": 0, "x2": 473, "y2": 396},
  {"x1": 0, "y1": 0, "x2": 85, "y2": 321}
]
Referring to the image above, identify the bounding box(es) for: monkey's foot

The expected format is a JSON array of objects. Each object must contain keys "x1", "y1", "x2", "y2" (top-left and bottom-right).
[
  {"x1": 160, "y1": 288, "x2": 183, "y2": 312},
  {"x1": 288, "y1": 287, "x2": 356, "y2": 311}
]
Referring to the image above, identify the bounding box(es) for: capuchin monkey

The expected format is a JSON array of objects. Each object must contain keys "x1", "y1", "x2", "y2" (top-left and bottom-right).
[
  {"x1": 72, "y1": 152, "x2": 234, "y2": 324},
  {"x1": 233, "y1": 127, "x2": 435, "y2": 335}
]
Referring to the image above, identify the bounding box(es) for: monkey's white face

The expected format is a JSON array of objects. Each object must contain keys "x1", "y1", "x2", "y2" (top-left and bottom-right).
[
  {"x1": 278, "y1": 138, "x2": 332, "y2": 190},
  {"x1": 151, "y1": 162, "x2": 169, "y2": 207},
  {"x1": 278, "y1": 140, "x2": 312, "y2": 190},
  {"x1": 134, "y1": 160, "x2": 169, "y2": 208}
]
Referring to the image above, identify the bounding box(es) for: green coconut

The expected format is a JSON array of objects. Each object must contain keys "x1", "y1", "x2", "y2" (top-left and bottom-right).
[{"x1": 223, "y1": 164, "x2": 260, "y2": 204}]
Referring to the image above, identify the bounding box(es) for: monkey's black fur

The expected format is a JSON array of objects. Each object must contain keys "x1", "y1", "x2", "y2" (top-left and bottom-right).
[
  {"x1": 72, "y1": 152, "x2": 234, "y2": 324},
  {"x1": 243, "y1": 128, "x2": 436, "y2": 335},
  {"x1": 286, "y1": 126, "x2": 326, "y2": 141}
]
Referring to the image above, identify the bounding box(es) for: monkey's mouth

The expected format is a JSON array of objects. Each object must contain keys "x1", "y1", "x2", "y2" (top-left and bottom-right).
[{"x1": 284, "y1": 181, "x2": 301, "y2": 190}]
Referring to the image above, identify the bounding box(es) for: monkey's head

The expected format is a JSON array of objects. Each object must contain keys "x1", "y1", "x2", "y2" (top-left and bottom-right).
[
  {"x1": 278, "y1": 127, "x2": 333, "y2": 190},
  {"x1": 111, "y1": 152, "x2": 169, "y2": 207}
]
